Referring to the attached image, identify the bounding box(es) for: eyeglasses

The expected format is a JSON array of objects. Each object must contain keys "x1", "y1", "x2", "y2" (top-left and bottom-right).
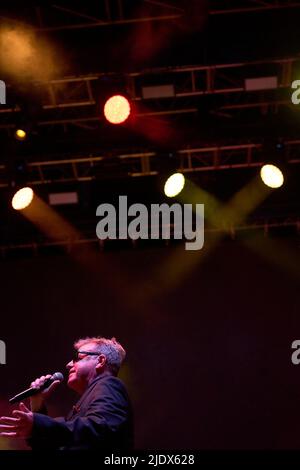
[{"x1": 72, "y1": 350, "x2": 100, "y2": 363}]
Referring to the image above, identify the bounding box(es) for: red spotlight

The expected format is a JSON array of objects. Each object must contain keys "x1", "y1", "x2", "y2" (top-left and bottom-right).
[{"x1": 103, "y1": 95, "x2": 131, "y2": 124}]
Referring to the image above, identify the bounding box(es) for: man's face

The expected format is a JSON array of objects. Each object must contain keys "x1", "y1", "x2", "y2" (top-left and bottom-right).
[{"x1": 66, "y1": 342, "x2": 100, "y2": 394}]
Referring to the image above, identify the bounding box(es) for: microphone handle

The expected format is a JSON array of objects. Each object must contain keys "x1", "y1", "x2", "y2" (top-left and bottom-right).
[{"x1": 9, "y1": 377, "x2": 53, "y2": 404}]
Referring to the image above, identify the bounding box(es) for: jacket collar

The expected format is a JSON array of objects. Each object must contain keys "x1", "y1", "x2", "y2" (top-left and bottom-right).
[{"x1": 87, "y1": 370, "x2": 114, "y2": 390}]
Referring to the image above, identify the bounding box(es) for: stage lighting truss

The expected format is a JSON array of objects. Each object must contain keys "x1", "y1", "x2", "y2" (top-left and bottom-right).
[
  {"x1": 0, "y1": 56, "x2": 298, "y2": 131},
  {"x1": 0, "y1": 214, "x2": 298, "y2": 257},
  {"x1": 0, "y1": 140, "x2": 299, "y2": 188},
  {"x1": 11, "y1": 1, "x2": 300, "y2": 34}
]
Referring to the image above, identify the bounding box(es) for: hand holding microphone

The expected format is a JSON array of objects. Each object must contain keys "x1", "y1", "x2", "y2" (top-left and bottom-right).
[
  {"x1": 9, "y1": 372, "x2": 64, "y2": 411},
  {"x1": 30, "y1": 372, "x2": 63, "y2": 398},
  {"x1": 29, "y1": 372, "x2": 64, "y2": 412}
]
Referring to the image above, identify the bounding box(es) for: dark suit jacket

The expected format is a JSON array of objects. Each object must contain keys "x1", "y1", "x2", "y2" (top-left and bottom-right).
[{"x1": 28, "y1": 372, "x2": 134, "y2": 450}]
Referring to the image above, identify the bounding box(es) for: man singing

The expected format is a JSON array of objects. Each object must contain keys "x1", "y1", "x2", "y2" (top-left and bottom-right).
[{"x1": 0, "y1": 336, "x2": 134, "y2": 450}]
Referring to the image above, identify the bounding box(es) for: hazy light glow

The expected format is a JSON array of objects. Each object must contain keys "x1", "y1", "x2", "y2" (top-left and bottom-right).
[
  {"x1": 0, "y1": 26, "x2": 59, "y2": 81},
  {"x1": 15, "y1": 129, "x2": 26, "y2": 140},
  {"x1": 164, "y1": 173, "x2": 185, "y2": 197},
  {"x1": 260, "y1": 164, "x2": 284, "y2": 188},
  {"x1": 104, "y1": 95, "x2": 131, "y2": 124},
  {"x1": 12, "y1": 187, "x2": 34, "y2": 210}
]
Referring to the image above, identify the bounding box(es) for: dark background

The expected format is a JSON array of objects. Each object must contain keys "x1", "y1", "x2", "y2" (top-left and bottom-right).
[{"x1": 0, "y1": 233, "x2": 299, "y2": 450}]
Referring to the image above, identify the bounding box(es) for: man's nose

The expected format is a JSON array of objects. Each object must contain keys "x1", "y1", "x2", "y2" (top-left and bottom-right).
[{"x1": 66, "y1": 360, "x2": 73, "y2": 369}]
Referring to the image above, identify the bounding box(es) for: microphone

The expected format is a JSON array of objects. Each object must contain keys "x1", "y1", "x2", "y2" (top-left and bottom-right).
[{"x1": 9, "y1": 372, "x2": 64, "y2": 404}]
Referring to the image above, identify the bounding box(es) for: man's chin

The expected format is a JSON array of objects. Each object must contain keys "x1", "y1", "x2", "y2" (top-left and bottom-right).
[{"x1": 67, "y1": 374, "x2": 78, "y2": 390}]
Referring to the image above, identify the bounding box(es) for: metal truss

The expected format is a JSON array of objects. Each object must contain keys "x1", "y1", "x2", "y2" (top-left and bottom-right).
[
  {"x1": 3, "y1": 1, "x2": 298, "y2": 33},
  {"x1": 210, "y1": 0, "x2": 300, "y2": 15},
  {"x1": 33, "y1": 1, "x2": 182, "y2": 31},
  {"x1": 0, "y1": 215, "x2": 298, "y2": 258},
  {"x1": 0, "y1": 139, "x2": 299, "y2": 187},
  {"x1": 0, "y1": 56, "x2": 298, "y2": 130},
  {"x1": 0, "y1": 2, "x2": 181, "y2": 33}
]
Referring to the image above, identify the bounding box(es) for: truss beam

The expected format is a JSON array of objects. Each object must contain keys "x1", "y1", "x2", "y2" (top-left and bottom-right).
[
  {"x1": 0, "y1": 140, "x2": 299, "y2": 187},
  {"x1": 26, "y1": 1, "x2": 300, "y2": 32},
  {"x1": 0, "y1": 57, "x2": 298, "y2": 130},
  {"x1": 0, "y1": 215, "x2": 298, "y2": 258}
]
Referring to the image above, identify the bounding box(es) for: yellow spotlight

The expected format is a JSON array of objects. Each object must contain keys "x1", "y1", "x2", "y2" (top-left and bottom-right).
[
  {"x1": 164, "y1": 173, "x2": 185, "y2": 197},
  {"x1": 260, "y1": 164, "x2": 284, "y2": 189},
  {"x1": 15, "y1": 129, "x2": 27, "y2": 141},
  {"x1": 12, "y1": 187, "x2": 34, "y2": 210}
]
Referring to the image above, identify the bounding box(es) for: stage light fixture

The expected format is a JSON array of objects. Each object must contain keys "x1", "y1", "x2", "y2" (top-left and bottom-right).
[
  {"x1": 164, "y1": 173, "x2": 185, "y2": 197},
  {"x1": 103, "y1": 95, "x2": 131, "y2": 124},
  {"x1": 12, "y1": 187, "x2": 34, "y2": 210},
  {"x1": 260, "y1": 139, "x2": 286, "y2": 189},
  {"x1": 15, "y1": 128, "x2": 27, "y2": 141},
  {"x1": 260, "y1": 164, "x2": 284, "y2": 189},
  {"x1": 157, "y1": 151, "x2": 184, "y2": 197}
]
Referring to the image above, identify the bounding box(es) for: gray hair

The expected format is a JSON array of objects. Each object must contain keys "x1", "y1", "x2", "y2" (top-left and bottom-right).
[{"x1": 74, "y1": 336, "x2": 126, "y2": 375}]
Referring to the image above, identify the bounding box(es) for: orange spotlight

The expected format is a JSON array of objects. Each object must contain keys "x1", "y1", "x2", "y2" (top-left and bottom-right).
[
  {"x1": 103, "y1": 95, "x2": 131, "y2": 124},
  {"x1": 12, "y1": 187, "x2": 34, "y2": 210}
]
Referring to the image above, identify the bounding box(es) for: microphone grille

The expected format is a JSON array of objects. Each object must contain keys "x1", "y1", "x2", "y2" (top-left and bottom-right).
[{"x1": 52, "y1": 372, "x2": 64, "y2": 382}]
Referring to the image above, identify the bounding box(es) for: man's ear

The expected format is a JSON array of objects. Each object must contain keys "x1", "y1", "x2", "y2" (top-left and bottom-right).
[{"x1": 95, "y1": 354, "x2": 106, "y2": 371}]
